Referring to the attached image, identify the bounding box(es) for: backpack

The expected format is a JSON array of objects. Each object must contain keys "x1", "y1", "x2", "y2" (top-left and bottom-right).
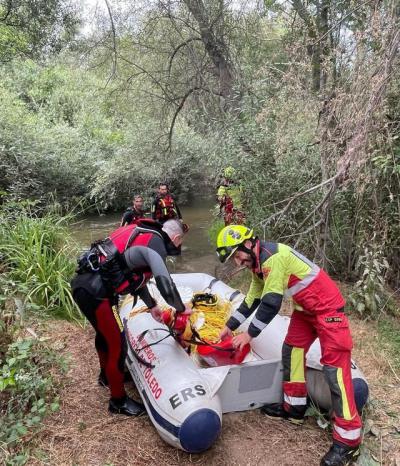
[{"x1": 75, "y1": 219, "x2": 167, "y2": 293}]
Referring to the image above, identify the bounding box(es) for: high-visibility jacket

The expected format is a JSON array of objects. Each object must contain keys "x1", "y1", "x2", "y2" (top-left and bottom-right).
[
  {"x1": 217, "y1": 180, "x2": 243, "y2": 210},
  {"x1": 226, "y1": 241, "x2": 345, "y2": 337}
]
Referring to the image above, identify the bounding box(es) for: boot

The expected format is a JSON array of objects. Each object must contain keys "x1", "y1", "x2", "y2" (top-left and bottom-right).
[
  {"x1": 108, "y1": 396, "x2": 146, "y2": 416},
  {"x1": 260, "y1": 403, "x2": 304, "y2": 425},
  {"x1": 320, "y1": 442, "x2": 360, "y2": 466}
]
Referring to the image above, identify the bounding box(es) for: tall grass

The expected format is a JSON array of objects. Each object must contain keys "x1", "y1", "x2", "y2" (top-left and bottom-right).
[{"x1": 0, "y1": 205, "x2": 80, "y2": 321}]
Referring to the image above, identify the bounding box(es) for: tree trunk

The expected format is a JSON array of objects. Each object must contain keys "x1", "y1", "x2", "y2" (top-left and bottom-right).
[{"x1": 182, "y1": 0, "x2": 237, "y2": 108}]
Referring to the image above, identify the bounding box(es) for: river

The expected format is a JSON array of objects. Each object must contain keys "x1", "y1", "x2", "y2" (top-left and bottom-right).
[{"x1": 71, "y1": 197, "x2": 220, "y2": 275}]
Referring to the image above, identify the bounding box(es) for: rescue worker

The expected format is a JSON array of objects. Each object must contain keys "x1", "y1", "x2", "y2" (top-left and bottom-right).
[
  {"x1": 216, "y1": 167, "x2": 244, "y2": 226},
  {"x1": 120, "y1": 195, "x2": 146, "y2": 226},
  {"x1": 151, "y1": 183, "x2": 182, "y2": 225},
  {"x1": 216, "y1": 225, "x2": 362, "y2": 466},
  {"x1": 71, "y1": 219, "x2": 190, "y2": 416}
]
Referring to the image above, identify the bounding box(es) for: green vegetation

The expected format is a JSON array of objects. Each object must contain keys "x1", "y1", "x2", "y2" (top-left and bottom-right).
[
  {"x1": 1, "y1": 1, "x2": 398, "y2": 316},
  {"x1": 0, "y1": 330, "x2": 65, "y2": 465},
  {"x1": 0, "y1": 0, "x2": 77, "y2": 62},
  {"x1": 0, "y1": 0, "x2": 399, "y2": 460},
  {"x1": 0, "y1": 198, "x2": 73, "y2": 464},
  {"x1": 0, "y1": 198, "x2": 79, "y2": 321},
  {"x1": 378, "y1": 318, "x2": 400, "y2": 372}
]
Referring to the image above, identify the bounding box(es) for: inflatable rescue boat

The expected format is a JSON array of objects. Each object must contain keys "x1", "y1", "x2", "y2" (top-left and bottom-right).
[{"x1": 119, "y1": 273, "x2": 369, "y2": 453}]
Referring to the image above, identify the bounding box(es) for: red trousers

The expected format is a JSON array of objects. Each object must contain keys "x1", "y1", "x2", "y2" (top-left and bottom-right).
[
  {"x1": 73, "y1": 288, "x2": 127, "y2": 399},
  {"x1": 283, "y1": 310, "x2": 362, "y2": 447},
  {"x1": 223, "y1": 203, "x2": 245, "y2": 226}
]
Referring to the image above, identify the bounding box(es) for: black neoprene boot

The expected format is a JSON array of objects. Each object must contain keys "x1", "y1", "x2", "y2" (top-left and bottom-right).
[
  {"x1": 108, "y1": 396, "x2": 146, "y2": 416},
  {"x1": 260, "y1": 403, "x2": 304, "y2": 425},
  {"x1": 320, "y1": 442, "x2": 360, "y2": 466}
]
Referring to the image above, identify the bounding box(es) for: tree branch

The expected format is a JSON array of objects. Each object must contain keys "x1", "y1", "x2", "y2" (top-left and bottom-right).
[
  {"x1": 167, "y1": 86, "x2": 203, "y2": 152},
  {"x1": 168, "y1": 37, "x2": 202, "y2": 76},
  {"x1": 115, "y1": 52, "x2": 173, "y2": 100},
  {"x1": 0, "y1": 0, "x2": 13, "y2": 22},
  {"x1": 104, "y1": 0, "x2": 117, "y2": 85}
]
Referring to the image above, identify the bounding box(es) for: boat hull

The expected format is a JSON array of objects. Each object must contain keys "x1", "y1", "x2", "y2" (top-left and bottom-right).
[{"x1": 119, "y1": 273, "x2": 369, "y2": 452}]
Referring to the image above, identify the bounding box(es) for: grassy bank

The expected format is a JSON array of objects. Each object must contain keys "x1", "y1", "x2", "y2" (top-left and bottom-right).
[
  {"x1": 0, "y1": 199, "x2": 79, "y2": 464},
  {"x1": 378, "y1": 317, "x2": 400, "y2": 372},
  {"x1": 0, "y1": 200, "x2": 79, "y2": 321}
]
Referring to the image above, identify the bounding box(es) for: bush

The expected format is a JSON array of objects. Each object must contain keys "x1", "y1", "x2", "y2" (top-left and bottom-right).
[
  {"x1": 0, "y1": 204, "x2": 69, "y2": 464},
  {"x1": 0, "y1": 321, "x2": 65, "y2": 465},
  {"x1": 0, "y1": 199, "x2": 80, "y2": 321},
  {"x1": 348, "y1": 241, "x2": 397, "y2": 318}
]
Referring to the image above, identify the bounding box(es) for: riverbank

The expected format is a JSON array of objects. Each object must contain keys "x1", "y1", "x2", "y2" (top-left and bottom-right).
[
  {"x1": 26, "y1": 310, "x2": 400, "y2": 466},
  {"x1": 1, "y1": 201, "x2": 399, "y2": 465}
]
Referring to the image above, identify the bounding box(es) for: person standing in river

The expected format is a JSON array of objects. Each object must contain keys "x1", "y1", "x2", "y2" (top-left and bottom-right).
[
  {"x1": 71, "y1": 219, "x2": 191, "y2": 416},
  {"x1": 120, "y1": 194, "x2": 146, "y2": 226},
  {"x1": 151, "y1": 183, "x2": 182, "y2": 225}
]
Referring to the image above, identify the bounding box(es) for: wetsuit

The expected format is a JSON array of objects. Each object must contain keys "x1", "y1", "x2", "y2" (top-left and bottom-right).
[
  {"x1": 226, "y1": 240, "x2": 362, "y2": 448},
  {"x1": 71, "y1": 232, "x2": 184, "y2": 400},
  {"x1": 121, "y1": 207, "x2": 145, "y2": 226}
]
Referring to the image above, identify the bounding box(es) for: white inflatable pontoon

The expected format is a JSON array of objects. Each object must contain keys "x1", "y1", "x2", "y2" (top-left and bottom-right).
[{"x1": 119, "y1": 273, "x2": 368, "y2": 453}]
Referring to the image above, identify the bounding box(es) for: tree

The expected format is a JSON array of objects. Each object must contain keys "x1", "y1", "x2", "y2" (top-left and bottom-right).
[{"x1": 0, "y1": 0, "x2": 78, "y2": 62}]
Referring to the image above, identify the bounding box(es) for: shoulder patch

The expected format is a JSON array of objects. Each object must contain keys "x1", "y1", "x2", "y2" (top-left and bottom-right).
[{"x1": 262, "y1": 267, "x2": 271, "y2": 280}]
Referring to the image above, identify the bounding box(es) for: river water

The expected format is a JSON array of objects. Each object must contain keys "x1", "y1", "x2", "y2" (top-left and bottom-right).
[{"x1": 71, "y1": 197, "x2": 219, "y2": 276}]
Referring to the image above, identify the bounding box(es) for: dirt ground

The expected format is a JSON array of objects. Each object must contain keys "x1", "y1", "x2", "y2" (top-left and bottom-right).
[{"x1": 28, "y1": 315, "x2": 400, "y2": 466}]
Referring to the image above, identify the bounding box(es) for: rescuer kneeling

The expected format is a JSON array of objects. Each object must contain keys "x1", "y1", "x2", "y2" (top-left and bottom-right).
[{"x1": 216, "y1": 225, "x2": 362, "y2": 466}]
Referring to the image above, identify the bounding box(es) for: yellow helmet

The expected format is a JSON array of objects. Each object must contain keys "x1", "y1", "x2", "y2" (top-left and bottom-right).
[
  {"x1": 216, "y1": 225, "x2": 254, "y2": 263},
  {"x1": 224, "y1": 166, "x2": 236, "y2": 179}
]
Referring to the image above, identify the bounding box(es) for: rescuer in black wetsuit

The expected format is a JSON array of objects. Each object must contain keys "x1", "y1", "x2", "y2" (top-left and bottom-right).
[
  {"x1": 71, "y1": 219, "x2": 190, "y2": 416},
  {"x1": 120, "y1": 195, "x2": 146, "y2": 227}
]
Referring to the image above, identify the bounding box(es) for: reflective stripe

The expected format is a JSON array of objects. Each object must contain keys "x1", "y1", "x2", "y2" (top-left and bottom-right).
[
  {"x1": 284, "y1": 264, "x2": 320, "y2": 298},
  {"x1": 290, "y1": 347, "x2": 305, "y2": 383},
  {"x1": 250, "y1": 317, "x2": 268, "y2": 331},
  {"x1": 334, "y1": 425, "x2": 361, "y2": 441},
  {"x1": 284, "y1": 394, "x2": 307, "y2": 406},
  {"x1": 112, "y1": 307, "x2": 123, "y2": 332},
  {"x1": 222, "y1": 227, "x2": 231, "y2": 244},
  {"x1": 337, "y1": 367, "x2": 352, "y2": 421},
  {"x1": 231, "y1": 311, "x2": 247, "y2": 324},
  {"x1": 291, "y1": 249, "x2": 315, "y2": 268}
]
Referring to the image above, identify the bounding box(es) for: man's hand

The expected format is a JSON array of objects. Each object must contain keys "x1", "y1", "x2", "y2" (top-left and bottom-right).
[
  {"x1": 149, "y1": 305, "x2": 163, "y2": 322},
  {"x1": 219, "y1": 325, "x2": 233, "y2": 341},
  {"x1": 232, "y1": 332, "x2": 253, "y2": 351},
  {"x1": 181, "y1": 305, "x2": 193, "y2": 315}
]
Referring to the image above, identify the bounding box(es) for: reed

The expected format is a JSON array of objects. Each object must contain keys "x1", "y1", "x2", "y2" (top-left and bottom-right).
[{"x1": 0, "y1": 209, "x2": 80, "y2": 321}]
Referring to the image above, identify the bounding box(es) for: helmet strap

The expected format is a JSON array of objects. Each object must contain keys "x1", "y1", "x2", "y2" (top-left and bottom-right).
[{"x1": 237, "y1": 238, "x2": 257, "y2": 267}]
